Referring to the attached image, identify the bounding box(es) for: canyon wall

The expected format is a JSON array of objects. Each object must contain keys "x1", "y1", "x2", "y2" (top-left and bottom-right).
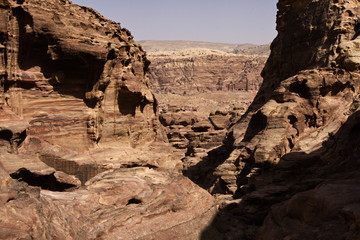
[
  {"x1": 0, "y1": 0, "x2": 217, "y2": 239},
  {"x1": 0, "y1": 0, "x2": 166, "y2": 151},
  {"x1": 148, "y1": 49, "x2": 267, "y2": 95},
  {"x1": 200, "y1": 0, "x2": 360, "y2": 239},
  {"x1": 217, "y1": 0, "x2": 360, "y2": 195}
]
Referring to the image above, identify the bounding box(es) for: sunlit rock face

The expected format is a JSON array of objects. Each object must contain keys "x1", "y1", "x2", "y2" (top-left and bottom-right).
[
  {"x1": 0, "y1": 0, "x2": 217, "y2": 239},
  {"x1": 0, "y1": 0, "x2": 167, "y2": 152},
  {"x1": 147, "y1": 49, "x2": 267, "y2": 95},
  {"x1": 0, "y1": 165, "x2": 217, "y2": 239}
]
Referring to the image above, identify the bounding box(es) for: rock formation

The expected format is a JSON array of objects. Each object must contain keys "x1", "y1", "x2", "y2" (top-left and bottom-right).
[
  {"x1": 0, "y1": 164, "x2": 217, "y2": 239},
  {"x1": 199, "y1": 0, "x2": 360, "y2": 239},
  {"x1": 148, "y1": 49, "x2": 267, "y2": 95},
  {"x1": 2, "y1": 0, "x2": 360, "y2": 239},
  {"x1": 0, "y1": 0, "x2": 216, "y2": 238},
  {"x1": 216, "y1": 0, "x2": 360, "y2": 196}
]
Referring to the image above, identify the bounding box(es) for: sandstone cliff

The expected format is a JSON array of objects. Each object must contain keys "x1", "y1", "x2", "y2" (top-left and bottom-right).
[
  {"x1": 199, "y1": 0, "x2": 360, "y2": 239},
  {"x1": 148, "y1": 49, "x2": 267, "y2": 95},
  {"x1": 218, "y1": 0, "x2": 360, "y2": 196},
  {"x1": 0, "y1": 0, "x2": 216, "y2": 238}
]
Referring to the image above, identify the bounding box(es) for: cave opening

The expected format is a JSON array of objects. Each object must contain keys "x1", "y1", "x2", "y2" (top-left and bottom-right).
[
  {"x1": 0, "y1": 130, "x2": 13, "y2": 140},
  {"x1": 126, "y1": 198, "x2": 142, "y2": 205},
  {"x1": 289, "y1": 80, "x2": 311, "y2": 99},
  {"x1": 117, "y1": 86, "x2": 142, "y2": 116},
  {"x1": 305, "y1": 114, "x2": 318, "y2": 128}
]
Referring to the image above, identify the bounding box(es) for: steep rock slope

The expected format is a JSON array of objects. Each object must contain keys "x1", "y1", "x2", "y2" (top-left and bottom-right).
[
  {"x1": 200, "y1": 0, "x2": 360, "y2": 239},
  {"x1": 0, "y1": 0, "x2": 165, "y2": 151},
  {"x1": 217, "y1": 0, "x2": 360, "y2": 195},
  {"x1": 0, "y1": 0, "x2": 216, "y2": 238}
]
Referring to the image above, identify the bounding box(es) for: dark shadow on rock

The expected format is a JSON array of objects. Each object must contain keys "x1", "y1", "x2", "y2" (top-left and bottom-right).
[
  {"x1": 183, "y1": 145, "x2": 232, "y2": 191},
  {"x1": 10, "y1": 168, "x2": 76, "y2": 191},
  {"x1": 201, "y1": 110, "x2": 360, "y2": 239}
]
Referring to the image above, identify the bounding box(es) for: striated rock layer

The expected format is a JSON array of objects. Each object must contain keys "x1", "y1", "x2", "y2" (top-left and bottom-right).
[
  {"x1": 200, "y1": 0, "x2": 360, "y2": 239},
  {"x1": 0, "y1": 164, "x2": 217, "y2": 240},
  {"x1": 0, "y1": 0, "x2": 165, "y2": 151},
  {"x1": 148, "y1": 49, "x2": 267, "y2": 95},
  {"x1": 218, "y1": 0, "x2": 360, "y2": 196},
  {"x1": 0, "y1": 0, "x2": 217, "y2": 239}
]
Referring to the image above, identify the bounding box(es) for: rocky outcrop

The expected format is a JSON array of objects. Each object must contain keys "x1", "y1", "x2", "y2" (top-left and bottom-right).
[
  {"x1": 0, "y1": 164, "x2": 217, "y2": 239},
  {"x1": 155, "y1": 92, "x2": 255, "y2": 178},
  {"x1": 200, "y1": 0, "x2": 360, "y2": 239},
  {"x1": 0, "y1": 0, "x2": 166, "y2": 151},
  {"x1": 148, "y1": 49, "x2": 267, "y2": 95},
  {"x1": 257, "y1": 110, "x2": 360, "y2": 240},
  {"x1": 0, "y1": 0, "x2": 216, "y2": 238},
  {"x1": 215, "y1": 0, "x2": 360, "y2": 195}
]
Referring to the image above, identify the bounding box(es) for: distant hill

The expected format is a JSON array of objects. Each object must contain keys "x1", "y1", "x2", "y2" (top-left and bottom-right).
[{"x1": 137, "y1": 40, "x2": 270, "y2": 56}]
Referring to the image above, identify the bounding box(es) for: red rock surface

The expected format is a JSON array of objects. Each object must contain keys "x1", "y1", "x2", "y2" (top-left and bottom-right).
[
  {"x1": 216, "y1": 0, "x2": 360, "y2": 197},
  {"x1": 0, "y1": 165, "x2": 217, "y2": 239},
  {"x1": 148, "y1": 50, "x2": 267, "y2": 95},
  {"x1": 0, "y1": 0, "x2": 217, "y2": 239}
]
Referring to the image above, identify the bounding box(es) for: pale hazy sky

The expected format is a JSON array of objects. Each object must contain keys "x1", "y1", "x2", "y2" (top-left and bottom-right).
[{"x1": 71, "y1": 0, "x2": 278, "y2": 45}]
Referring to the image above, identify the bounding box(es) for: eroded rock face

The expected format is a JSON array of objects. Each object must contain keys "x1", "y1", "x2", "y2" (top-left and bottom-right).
[
  {"x1": 0, "y1": 0, "x2": 166, "y2": 152},
  {"x1": 0, "y1": 0, "x2": 174, "y2": 169},
  {"x1": 0, "y1": 0, "x2": 216, "y2": 238},
  {"x1": 201, "y1": 0, "x2": 360, "y2": 239},
  {"x1": 0, "y1": 166, "x2": 217, "y2": 240},
  {"x1": 216, "y1": 0, "x2": 360, "y2": 196},
  {"x1": 148, "y1": 50, "x2": 267, "y2": 95}
]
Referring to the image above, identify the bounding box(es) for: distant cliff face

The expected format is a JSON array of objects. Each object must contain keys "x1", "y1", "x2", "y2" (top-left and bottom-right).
[{"x1": 148, "y1": 50, "x2": 267, "y2": 95}]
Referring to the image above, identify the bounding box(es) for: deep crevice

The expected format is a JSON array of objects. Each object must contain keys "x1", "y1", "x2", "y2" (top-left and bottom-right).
[
  {"x1": 352, "y1": 21, "x2": 360, "y2": 40},
  {"x1": 183, "y1": 145, "x2": 232, "y2": 191},
  {"x1": 320, "y1": 81, "x2": 351, "y2": 97}
]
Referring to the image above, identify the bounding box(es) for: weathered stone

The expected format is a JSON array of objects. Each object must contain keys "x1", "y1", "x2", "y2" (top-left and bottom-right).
[
  {"x1": 148, "y1": 49, "x2": 267, "y2": 95},
  {"x1": 200, "y1": 0, "x2": 360, "y2": 239},
  {"x1": 0, "y1": 0, "x2": 217, "y2": 238},
  {"x1": 0, "y1": 165, "x2": 217, "y2": 239},
  {"x1": 215, "y1": 0, "x2": 360, "y2": 196}
]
